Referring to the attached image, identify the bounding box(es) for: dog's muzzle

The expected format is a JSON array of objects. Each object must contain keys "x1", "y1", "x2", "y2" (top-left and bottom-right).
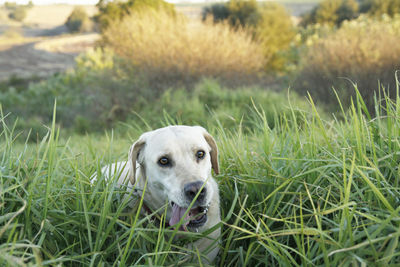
[
  {"x1": 169, "y1": 202, "x2": 209, "y2": 231},
  {"x1": 169, "y1": 181, "x2": 209, "y2": 231}
]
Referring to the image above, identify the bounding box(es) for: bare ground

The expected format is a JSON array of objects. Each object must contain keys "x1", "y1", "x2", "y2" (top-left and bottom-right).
[
  {"x1": 0, "y1": 5, "x2": 98, "y2": 81},
  {"x1": 0, "y1": 34, "x2": 99, "y2": 81}
]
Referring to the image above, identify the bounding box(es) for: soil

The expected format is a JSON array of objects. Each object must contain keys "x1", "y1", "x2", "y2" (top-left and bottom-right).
[{"x1": 0, "y1": 5, "x2": 98, "y2": 81}]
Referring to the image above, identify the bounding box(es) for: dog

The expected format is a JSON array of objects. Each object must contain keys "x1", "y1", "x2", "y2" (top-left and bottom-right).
[{"x1": 93, "y1": 125, "x2": 221, "y2": 262}]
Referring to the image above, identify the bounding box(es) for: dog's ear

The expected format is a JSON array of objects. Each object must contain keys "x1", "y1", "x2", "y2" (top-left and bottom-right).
[
  {"x1": 128, "y1": 135, "x2": 147, "y2": 185},
  {"x1": 196, "y1": 126, "x2": 219, "y2": 175}
]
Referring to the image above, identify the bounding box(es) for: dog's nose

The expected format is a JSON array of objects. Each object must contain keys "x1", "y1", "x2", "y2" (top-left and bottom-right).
[{"x1": 184, "y1": 181, "x2": 207, "y2": 202}]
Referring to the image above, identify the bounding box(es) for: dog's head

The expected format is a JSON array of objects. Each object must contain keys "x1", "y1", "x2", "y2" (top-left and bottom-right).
[{"x1": 128, "y1": 126, "x2": 219, "y2": 231}]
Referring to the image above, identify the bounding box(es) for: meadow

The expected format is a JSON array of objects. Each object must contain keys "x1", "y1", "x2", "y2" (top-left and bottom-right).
[
  {"x1": 1, "y1": 84, "x2": 400, "y2": 265},
  {"x1": 1, "y1": 0, "x2": 400, "y2": 265}
]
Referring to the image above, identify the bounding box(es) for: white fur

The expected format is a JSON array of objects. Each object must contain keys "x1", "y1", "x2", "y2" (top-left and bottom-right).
[{"x1": 92, "y1": 126, "x2": 221, "y2": 262}]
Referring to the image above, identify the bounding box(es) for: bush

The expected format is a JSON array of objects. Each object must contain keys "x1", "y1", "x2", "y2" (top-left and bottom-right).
[
  {"x1": 294, "y1": 15, "x2": 400, "y2": 111},
  {"x1": 301, "y1": 0, "x2": 359, "y2": 27},
  {"x1": 102, "y1": 8, "x2": 265, "y2": 90},
  {"x1": 227, "y1": 0, "x2": 261, "y2": 28},
  {"x1": 65, "y1": 7, "x2": 93, "y2": 33},
  {"x1": 202, "y1": 1, "x2": 296, "y2": 72},
  {"x1": 95, "y1": 0, "x2": 176, "y2": 31},
  {"x1": 0, "y1": 48, "x2": 124, "y2": 138},
  {"x1": 0, "y1": 46, "x2": 310, "y2": 139},
  {"x1": 255, "y1": 3, "x2": 296, "y2": 71},
  {"x1": 360, "y1": 0, "x2": 400, "y2": 17},
  {"x1": 202, "y1": 0, "x2": 260, "y2": 28},
  {"x1": 8, "y1": 5, "x2": 27, "y2": 22},
  {"x1": 128, "y1": 79, "x2": 310, "y2": 131},
  {"x1": 202, "y1": 3, "x2": 230, "y2": 23}
]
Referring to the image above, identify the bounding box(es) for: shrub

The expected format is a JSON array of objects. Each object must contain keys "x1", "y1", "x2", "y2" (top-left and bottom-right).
[
  {"x1": 255, "y1": 3, "x2": 296, "y2": 71},
  {"x1": 227, "y1": 0, "x2": 261, "y2": 28},
  {"x1": 0, "y1": 46, "x2": 310, "y2": 139},
  {"x1": 202, "y1": 0, "x2": 261, "y2": 28},
  {"x1": 127, "y1": 79, "x2": 310, "y2": 131},
  {"x1": 4, "y1": 2, "x2": 17, "y2": 10},
  {"x1": 65, "y1": 7, "x2": 93, "y2": 33},
  {"x1": 294, "y1": 15, "x2": 400, "y2": 111},
  {"x1": 95, "y1": 0, "x2": 176, "y2": 31},
  {"x1": 102, "y1": 8, "x2": 265, "y2": 90},
  {"x1": 360, "y1": 0, "x2": 400, "y2": 17},
  {"x1": 202, "y1": 1, "x2": 296, "y2": 72},
  {"x1": 301, "y1": 0, "x2": 359, "y2": 26},
  {"x1": 202, "y1": 3, "x2": 230, "y2": 23},
  {"x1": 8, "y1": 5, "x2": 27, "y2": 22},
  {"x1": 0, "y1": 48, "x2": 126, "y2": 139}
]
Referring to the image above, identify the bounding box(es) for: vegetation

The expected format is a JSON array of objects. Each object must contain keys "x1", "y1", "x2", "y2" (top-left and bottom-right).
[
  {"x1": 202, "y1": 0, "x2": 296, "y2": 72},
  {"x1": 202, "y1": 3, "x2": 230, "y2": 23},
  {"x1": 65, "y1": 7, "x2": 93, "y2": 33},
  {"x1": 226, "y1": 0, "x2": 260, "y2": 28},
  {"x1": 1, "y1": 83, "x2": 400, "y2": 265},
  {"x1": 2, "y1": 1, "x2": 400, "y2": 264},
  {"x1": 102, "y1": 9, "x2": 265, "y2": 90},
  {"x1": 255, "y1": 3, "x2": 296, "y2": 71},
  {"x1": 0, "y1": 46, "x2": 302, "y2": 140},
  {"x1": 360, "y1": 0, "x2": 400, "y2": 17},
  {"x1": 6, "y1": 3, "x2": 29, "y2": 22},
  {"x1": 302, "y1": 0, "x2": 400, "y2": 26},
  {"x1": 95, "y1": 0, "x2": 176, "y2": 31},
  {"x1": 202, "y1": 0, "x2": 260, "y2": 28},
  {"x1": 295, "y1": 15, "x2": 400, "y2": 110},
  {"x1": 301, "y1": 0, "x2": 359, "y2": 27}
]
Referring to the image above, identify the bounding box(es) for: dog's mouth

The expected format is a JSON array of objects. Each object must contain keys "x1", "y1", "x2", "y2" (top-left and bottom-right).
[{"x1": 169, "y1": 201, "x2": 209, "y2": 231}]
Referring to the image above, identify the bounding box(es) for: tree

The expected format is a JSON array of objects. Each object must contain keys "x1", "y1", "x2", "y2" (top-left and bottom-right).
[
  {"x1": 360, "y1": 0, "x2": 400, "y2": 17},
  {"x1": 95, "y1": 0, "x2": 176, "y2": 31},
  {"x1": 227, "y1": 0, "x2": 261, "y2": 28},
  {"x1": 8, "y1": 6, "x2": 27, "y2": 22},
  {"x1": 255, "y1": 3, "x2": 296, "y2": 71},
  {"x1": 202, "y1": 3, "x2": 230, "y2": 23},
  {"x1": 65, "y1": 7, "x2": 92, "y2": 33},
  {"x1": 301, "y1": 0, "x2": 359, "y2": 27}
]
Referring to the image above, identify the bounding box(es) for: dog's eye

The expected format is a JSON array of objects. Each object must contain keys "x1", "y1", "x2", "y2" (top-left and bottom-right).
[
  {"x1": 196, "y1": 150, "x2": 205, "y2": 159},
  {"x1": 158, "y1": 157, "x2": 170, "y2": 166}
]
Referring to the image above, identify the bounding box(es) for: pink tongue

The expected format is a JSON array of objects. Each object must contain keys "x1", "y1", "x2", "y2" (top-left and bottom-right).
[{"x1": 169, "y1": 203, "x2": 191, "y2": 231}]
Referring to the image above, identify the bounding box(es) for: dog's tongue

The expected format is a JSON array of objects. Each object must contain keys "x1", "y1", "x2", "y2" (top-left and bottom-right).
[{"x1": 169, "y1": 203, "x2": 190, "y2": 231}]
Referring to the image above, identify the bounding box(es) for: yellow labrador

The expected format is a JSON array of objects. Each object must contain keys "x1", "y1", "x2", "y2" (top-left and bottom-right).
[{"x1": 95, "y1": 126, "x2": 221, "y2": 262}]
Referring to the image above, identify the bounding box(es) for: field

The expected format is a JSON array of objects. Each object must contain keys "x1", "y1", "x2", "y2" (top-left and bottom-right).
[
  {"x1": 1, "y1": 90, "x2": 400, "y2": 265},
  {"x1": 1, "y1": 0, "x2": 400, "y2": 266}
]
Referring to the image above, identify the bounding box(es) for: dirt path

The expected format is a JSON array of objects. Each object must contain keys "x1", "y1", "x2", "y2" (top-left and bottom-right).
[
  {"x1": 0, "y1": 41, "x2": 75, "y2": 80},
  {"x1": 0, "y1": 34, "x2": 99, "y2": 81}
]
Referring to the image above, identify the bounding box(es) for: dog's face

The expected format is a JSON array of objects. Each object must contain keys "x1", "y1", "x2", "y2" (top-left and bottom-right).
[{"x1": 129, "y1": 126, "x2": 219, "y2": 231}]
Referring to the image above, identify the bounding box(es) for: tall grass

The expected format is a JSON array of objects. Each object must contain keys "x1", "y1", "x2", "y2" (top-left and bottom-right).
[
  {"x1": 103, "y1": 9, "x2": 265, "y2": 89},
  {"x1": 1, "y1": 85, "x2": 400, "y2": 265},
  {"x1": 295, "y1": 15, "x2": 400, "y2": 111}
]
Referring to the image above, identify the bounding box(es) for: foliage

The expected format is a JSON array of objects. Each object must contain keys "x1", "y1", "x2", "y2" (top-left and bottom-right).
[
  {"x1": 0, "y1": 47, "x2": 303, "y2": 139},
  {"x1": 102, "y1": 8, "x2": 265, "y2": 91},
  {"x1": 65, "y1": 6, "x2": 93, "y2": 33},
  {"x1": 127, "y1": 79, "x2": 309, "y2": 131},
  {"x1": 202, "y1": 3, "x2": 230, "y2": 23},
  {"x1": 301, "y1": 0, "x2": 359, "y2": 26},
  {"x1": 95, "y1": 0, "x2": 176, "y2": 31},
  {"x1": 4, "y1": 1, "x2": 17, "y2": 10},
  {"x1": 8, "y1": 5, "x2": 27, "y2": 22},
  {"x1": 202, "y1": 1, "x2": 296, "y2": 72},
  {"x1": 1, "y1": 83, "x2": 400, "y2": 265},
  {"x1": 227, "y1": 0, "x2": 261, "y2": 28},
  {"x1": 359, "y1": 0, "x2": 400, "y2": 17},
  {"x1": 255, "y1": 3, "x2": 296, "y2": 71},
  {"x1": 202, "y1": 0, "x2": 261, "y2": 28},
  {"x1": 294, "y1": 15, "x2": 400, "y2": 111}
]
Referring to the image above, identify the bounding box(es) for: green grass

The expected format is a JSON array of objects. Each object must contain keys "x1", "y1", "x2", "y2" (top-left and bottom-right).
[{"x1": 1, "y1": 87, "x2": 400, "y2": 266}]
